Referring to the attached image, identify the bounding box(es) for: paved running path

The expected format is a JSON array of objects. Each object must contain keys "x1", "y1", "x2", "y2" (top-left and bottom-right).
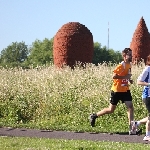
[{"x1": 0, "y1": 127, "x2": 149, "y2": 144}]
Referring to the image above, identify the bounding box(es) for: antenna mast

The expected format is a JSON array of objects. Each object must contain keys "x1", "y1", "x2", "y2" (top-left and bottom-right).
[{"x1": 108, "y1": 22, "x2": 109, "y2": 50}]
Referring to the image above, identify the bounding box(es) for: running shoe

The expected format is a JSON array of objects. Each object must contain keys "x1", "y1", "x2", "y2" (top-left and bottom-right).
[
  {"x1": 143, "y1": 136, "x2": 150, "y2": 141},
  {"x1": 89, "y1": 113, "x2": 97, "y2": 127}
]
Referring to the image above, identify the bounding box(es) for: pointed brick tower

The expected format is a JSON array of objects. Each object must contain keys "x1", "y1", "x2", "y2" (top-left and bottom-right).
[{"x1": 130, "y1": 17, "x2": 150, "y2": 64}]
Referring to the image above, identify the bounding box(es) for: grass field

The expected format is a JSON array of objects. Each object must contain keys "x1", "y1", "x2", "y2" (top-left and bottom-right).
[
  {"x1": 1, "y1": 136, "x2": 150, "y2": 150},
  {"x1": 0, "y1": 62, "x2": 148, "y2": 149}
]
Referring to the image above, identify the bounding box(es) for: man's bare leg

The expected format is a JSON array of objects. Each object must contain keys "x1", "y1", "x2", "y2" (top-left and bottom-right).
[
  {"x1": 124, "y1": 101, "x2": 134, "y2": 125},
  {"x1": 146, "y1": 120, "x2": 150, "y2": 135},
  {"x1": 124, "y1": 101, "x2": 134, "y2": 134},
  {"x1": 96, "y1": 104, "x2": 116, "y2": 116},
  {"x1": 138, "y1": 117, "x2": 148, "y2": 125},
  {"x1": 143, "y1": 116, "x2": 150, "y2": 140},
  {"x1": 89, "y1": 104, "x2": 116, "y2": 127}
]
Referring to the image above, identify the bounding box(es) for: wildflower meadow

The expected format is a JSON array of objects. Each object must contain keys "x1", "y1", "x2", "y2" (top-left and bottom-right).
[{"x1": 0, "y1": 62, "x2": 147, "y2": 133}]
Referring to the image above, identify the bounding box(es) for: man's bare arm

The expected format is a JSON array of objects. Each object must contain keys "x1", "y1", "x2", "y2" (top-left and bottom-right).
[{"x1": 113, "y1": 73, "x2": 132, "y2": 79}]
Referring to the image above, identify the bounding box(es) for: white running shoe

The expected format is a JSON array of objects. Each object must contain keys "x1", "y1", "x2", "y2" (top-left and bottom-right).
[
  {"x1": 143, "y1": 136, "x2": 150, "y2": 141},
  {"x1": 129, "y1": 121, "x2": 139, "y2": 135},
  {"x1": 131, "y1": 121, "x2": 138, "y2": 131},
  {"x1": 129, "y1": 130, "x2": 136, "y2": 135},
  {"x1": 131, "y1": 121, "x2": 138, "y2": 130}
]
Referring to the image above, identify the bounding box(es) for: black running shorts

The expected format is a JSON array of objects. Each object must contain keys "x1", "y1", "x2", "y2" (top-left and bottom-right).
[
  {"x1": 143, "y1": 97, "x2": 150, "y2": 113},
  {"x1": 110, "y1": 90, "x2": 132, "y2": 105}
]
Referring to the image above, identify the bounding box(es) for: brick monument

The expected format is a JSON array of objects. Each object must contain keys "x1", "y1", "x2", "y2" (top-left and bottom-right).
[
  {"x1": 53, "y1": 22, "x2": 94, "y2": 68},
  {"x1": 130, "y1": 17, "x2": 150, "y2": 64}
]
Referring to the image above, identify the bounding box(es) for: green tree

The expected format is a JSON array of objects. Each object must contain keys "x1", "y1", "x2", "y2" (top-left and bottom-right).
[
  {"x1": 0, "y1": 42, "x2": 29, "y2": 67},
  {"x1": 26, "y1": 38, "x2": 53, "y2": 67},
  {"x1": 92, "y1": 42, "x2": 122, "y2": 65},
  {"x1": 93, "y1": 42, "x2": 109, "y2": 65},
  {"x1": 107, "y1": 49, "x2": 122, "y2": 63}
]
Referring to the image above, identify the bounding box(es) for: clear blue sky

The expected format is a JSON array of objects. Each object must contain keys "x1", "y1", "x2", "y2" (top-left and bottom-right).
[{"x1": 1, "y1": 0, "x2": 150, "y2": 52}]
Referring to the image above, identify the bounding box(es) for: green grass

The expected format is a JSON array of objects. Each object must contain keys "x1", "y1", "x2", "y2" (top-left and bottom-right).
[
  {"x1": 0, "y1": 63, "x2": 148, "y2": 149},
  {"x1": 0, "y1": 136, "x2": 150, "y2": 150},
  {"x1": 0, "y1": 63, "x2": 147, "y2": 132}
]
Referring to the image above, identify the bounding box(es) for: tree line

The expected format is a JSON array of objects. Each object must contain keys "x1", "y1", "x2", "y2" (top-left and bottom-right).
[{"x1": 0, "y1": 38, "x2": 122, "y2": 68}]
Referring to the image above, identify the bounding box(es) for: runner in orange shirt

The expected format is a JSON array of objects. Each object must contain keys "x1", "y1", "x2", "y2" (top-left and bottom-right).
[{"x1": 89, "y1": 48, "x2": 137, "y2": 135}]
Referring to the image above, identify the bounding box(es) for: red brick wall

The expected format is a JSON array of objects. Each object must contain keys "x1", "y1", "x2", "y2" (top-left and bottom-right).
[{"x1": 53, "y1": 22, "x2": 94, "y2": 68}]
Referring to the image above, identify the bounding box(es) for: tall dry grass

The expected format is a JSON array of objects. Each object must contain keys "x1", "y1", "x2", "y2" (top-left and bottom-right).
[{"x1": 0, "y1": 62, "x2": 147, "y2": 132}]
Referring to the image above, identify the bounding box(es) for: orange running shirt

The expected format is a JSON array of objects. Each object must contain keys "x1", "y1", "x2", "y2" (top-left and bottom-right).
[{"x1": 111, "y1": 61, "x2": 131, "y2": 92}]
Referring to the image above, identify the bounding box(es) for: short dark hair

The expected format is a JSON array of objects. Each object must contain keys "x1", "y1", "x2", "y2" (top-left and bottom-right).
[
  {"x1": 122, "y1": 48, "x2": 132, "y2": 54},
  {"x1": 146, "y1": 55, "x2": 150, "y2": 66}
]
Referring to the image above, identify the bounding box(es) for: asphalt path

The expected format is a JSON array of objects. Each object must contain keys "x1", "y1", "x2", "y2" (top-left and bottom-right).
[{"x1": 0, "y1": 127, "x2": 150, "y2": 144}]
